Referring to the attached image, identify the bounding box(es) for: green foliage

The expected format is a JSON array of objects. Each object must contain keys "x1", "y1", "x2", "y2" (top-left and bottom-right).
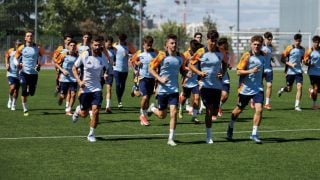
[
  {"x1": 146, "y1": 21, "x2": 190, "y2": 51},
  {"x1": 202, "y1": 14, "x2": 217, "y2": 32}
]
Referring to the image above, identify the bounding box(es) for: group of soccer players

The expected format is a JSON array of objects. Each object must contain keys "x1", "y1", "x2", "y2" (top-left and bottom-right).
[{"x1": 4, "y1": 29, "x2": 320, "y2": 146}]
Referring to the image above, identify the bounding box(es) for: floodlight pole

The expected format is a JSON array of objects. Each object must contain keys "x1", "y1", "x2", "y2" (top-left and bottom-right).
[
  {"x1": 237, "y1": 0, "x2": 240, "y2": 61},
  {"x1": 139, "y1": 0, "x2": 143, "y2": 49},
  {"x1": 34, "y1": 0, "x2": 38, "y2": 43}
]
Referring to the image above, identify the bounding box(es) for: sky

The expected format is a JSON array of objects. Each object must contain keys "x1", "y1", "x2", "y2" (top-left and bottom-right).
[{"x1": 145, "y1": 0, "x2": 279, "y2": 31}]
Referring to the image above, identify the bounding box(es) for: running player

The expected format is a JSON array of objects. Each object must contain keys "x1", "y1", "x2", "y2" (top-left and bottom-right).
[
  {"x1": 131, "y1": 35, "x2": 158, "y2": 126},
  {"x1": 262, "y1": 32, "x2": 274, "y2": 110},
  {"x1": 113, "y1": 33, "x2": 136, "y2": 108},
  {"x1": 14, "y1": 30, "x2": 44, "y2": 116},
  {"x1": 277, "y1": 33, "x2": 305, "y2": 111},
  {"x1": 189, "y1": 30, "x2": 227, "y2": 144},
  {"x1": 147, "y1": 34, "x2": 186, "y2": 146},
  {"x1": 5, "y1": 39, "x2": 23, "y2": 111},
  {"x1": 226, "y1": 35, "x2": 265, "y2": 144},
  {"x1": 303, "y1": 35, "x2": 320, "y2": 109},
  {"x1": 72, "y1": 36, "x2": 108, "y2": 142},
  {"x1": 77, "y1": 32, "x2": 92, "y2": 55},
  {"x1": 104, "y1": 36, "x2": 116, "y2": 113},
  {"x1": 178, "y1": 39, "x2": 203, "y2": 124},
  {"x1": 55, "y1": 40, "x2": 78, "y2": 115}
]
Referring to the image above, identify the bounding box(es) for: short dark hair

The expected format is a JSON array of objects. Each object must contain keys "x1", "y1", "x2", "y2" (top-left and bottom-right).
[
  {"x1": 264, "y1": 32, "x2": 273, "y2": 39},
  {"x1": 294, "y1": 33, "x2": 302, "y2": 40},
  {"x1": 83, "y1": 32, "x2": 92, "y2": 39},
  {"x1": 166, "y1": 34, "x2": 177, "y2": 41},
  {"x1": 106, "y1": 36, "x2": 114, "y2": 42},
  {"x1": 218, "y1": 37, "x2": 228, "y2": 46},
  {"x1": 251, "y1": 35, "x2": 263, "y2": 43},
  {"x1": 64, "y1": 33, "x2": 73, "y2": 40},
  {"x1": 92, "y1": 36, "x2": 102, "y2": 43},
  {"x1": 194, "y1": 32, "x2": 202, "y2": 38},
  {"x1": 312, "y1": 35, "x2": 320, "y2": 42},
  {"x1": 118, "y1": 33, "x2": 127, "y2": 41},
  {"x1": 207, "y1": 29, "x2": 219, "y2": 40},
  {"x1": 67, "y1": 40, "x2": 77, "y2": 45},
  {"x1": 144, "y1": 35, "x2": 154, "y2": 44},
  {"x1": 190, "y1": 39, "x2": 203, "y2": 53}
]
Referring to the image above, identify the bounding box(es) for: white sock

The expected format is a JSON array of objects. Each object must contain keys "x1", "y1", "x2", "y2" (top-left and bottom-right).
[
  {"x1": 143, "y1": 110, "x2": 147, "y2": 116},
  {"x1": 65, "y1": 106, "x2": 71, "y2": 112},
  {"x1": 265, "y1": 98, "x2": 270, "y2": 105},
  {"x1": 12, "y1": 98, "x2": 16, "y2": 106},
  {"x1": 179, "y1": 104, "x2": 182, "y2": 111},
  {"x1": 295, "y1": 100, "x2": 300, "y2": 107},
  {"x1": 89, "y1": 127, "x2": 95, "y2": 136},
  {"x1": 8, "y1": 95, "x2": 13, "y2": 102},
  {"x1": 65, "y1": 102, "x2": 69, "y2": 108},
  {"x1": 252, "y1": 125, "x2": 258, "y2": 136},
  {"x1": 75, "y1": 105, "x2": 81, "y2": 115},
  {"x1": 169, "y1": 129, "x2": 175, "y2": 140},
  {"x1": 192, "y1": 108, "x2": 198, "y2": 117},
  {"x1": 219, "y1": 101, "x2": 223, "y2": 108},
  {"x1": 140, "y1": 108, "x2": 144, "y2": 115},
  {"x1": 106, "y1": 99, "x2": 110, "y2": 108},
  {"x1": 89, "y1": 110, "x2": 92, "y2": 118},
  {"x1": 206, "y1": 128, "x2": 212, "y2": 139},
  {"x1": 151, "y1": 106, "x2": 156, "y2": 112},
  {"x1": 22, "y1": 103, "x2": 28, "y2": 112}
]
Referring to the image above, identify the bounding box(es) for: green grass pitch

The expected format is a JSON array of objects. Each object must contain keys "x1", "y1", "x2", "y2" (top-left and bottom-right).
[{"x1": 0, "y1": 69, "x2": 319, "y2": 179}]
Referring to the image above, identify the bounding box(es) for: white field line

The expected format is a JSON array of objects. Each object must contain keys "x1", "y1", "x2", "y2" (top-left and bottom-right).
[{"x1": 0, "y1": 128, "x2": 319, "y2": 140}]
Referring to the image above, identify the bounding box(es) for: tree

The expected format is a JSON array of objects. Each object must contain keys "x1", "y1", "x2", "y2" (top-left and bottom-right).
[
  {"x1": 202, "y1": 14, "x2": 217, "y2": 32},
  {"x1": 146, "y1": 21, "x2": 190, "y2": 51}
]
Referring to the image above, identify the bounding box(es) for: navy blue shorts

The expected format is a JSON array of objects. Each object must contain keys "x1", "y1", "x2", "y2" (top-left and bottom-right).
[
  {"x1": 286, "y1": 74, "x2": 303, "y2": 86},
  {"x1": 263, "y1": 71, "x2": 273, "y2": 83},
  {"x1": 182, "y1": 85, "x2": 200, "y2": 98},
  {"x1": 19, "y1": 72, "x2": 38, "y2": 96},
  {"x1": 200, "y1": 88, "x2": 221, "y2": 108},
  {"x1": 59, "y1": 82, "x2": 77, "y2": 95},
  {"x1": 7, "y1": 76, "x2": 20, "y2": 88},
  {"x1": 222, "y1": 83, "x2": 230, "y2": 93},
  {"x1": 237, "y1": 91, "x2": 264, "y2": 109},
  {"x1": 309, "y1": 75, "x2": 320, "y2": 87},
  {"x1": 101, "y1": 74, "x2": 114, "y2": 85},
  {"x1": 139, "y1": 77, "x2": 155, "y2": 96},
  {"x1": 79, "y1": 91, "x2": 103, "y2": 110},
  {"x1": 157, "y1": 93, "x2": 179, "y2": 110}
]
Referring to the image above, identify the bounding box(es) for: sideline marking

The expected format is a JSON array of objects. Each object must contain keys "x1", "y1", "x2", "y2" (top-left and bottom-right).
[{"x1": 0, "y1": 128, "x2": 319, "y2": 140}]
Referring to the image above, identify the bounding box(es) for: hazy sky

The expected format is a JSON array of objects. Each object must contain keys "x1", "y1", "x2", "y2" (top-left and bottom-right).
[{"x1": 145, "y1": 0, "x2": 279, "y2": 31}]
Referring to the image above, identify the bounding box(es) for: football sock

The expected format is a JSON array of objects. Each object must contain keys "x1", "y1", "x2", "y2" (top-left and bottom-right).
[
  {"x1": 295, "y1": 100, "x2": 300, "y2": 107},
  {"x1": 265, "y1": 98, "x2": 270, "y2": 105},
  {"x1": 169, "y1": 129, "x2": 175, "y2": 140},
  {"x1": 252, "y1": 125, "x2": 258, "y2": 136}
]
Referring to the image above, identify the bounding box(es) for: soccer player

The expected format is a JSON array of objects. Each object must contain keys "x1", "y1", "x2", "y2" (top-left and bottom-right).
[
  {"x1": 303, "y1": 35, "x2": 320, "y2": 109},
  {"x1": 148, "y1": 34, "x2": 186, "y2": 146},
  {"x1": 131, "y1": 36, "x2": 158, "y2": 126},
  {"x1": 104, "y1": 36, "x2": 117, "y2": 113},
  {"x1": 194, "y1": 32, "x2": 203, "y2": 44},
  {"x1": 113, "y1": 33, "x2": 136, "y2": 108},
  {"x1": 71, "y1": 36, "x2": 108, "y2": 142},
  {"x1": 262, "y1": 32, "x2": 274, "y2": 110},
  {"x1": 278, "y1": 33, "x2": 305, "y2": 111},
  {"x1": 53, "y1": 33, "x2": 73, "y2": 96},
  {"x1": 55, "y1": 40, "x2": 78, "y2": 116},
  {"x1": 77, "y1": 32, "x2": 92, "y2": 55},
  {"x1": 226, "y1": 35, "x2": 265, "y2": 144},
  {"x1": 14, "y1": 30, "x2": 44, "y2": 116},
  {"x1": 5, "y1": 39, "x2": 23, "y2": 111},
  {"x1": 189, "y1": 30, "x2": 227, "y2": 144},
  {"x1": 217, "y1": 37, "x2": 232, "y2": 118},
  {"x1": 178, "y1": 39, "x2": 203, "y2": 124}
]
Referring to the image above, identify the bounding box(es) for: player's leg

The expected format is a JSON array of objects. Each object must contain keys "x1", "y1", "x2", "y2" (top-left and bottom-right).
[
  {"x1": 294, "y1": 74, "x2": 303, "y2": 111},
  {"x1": 167, "y1": 93, "x2": 179, "y2": 146}
]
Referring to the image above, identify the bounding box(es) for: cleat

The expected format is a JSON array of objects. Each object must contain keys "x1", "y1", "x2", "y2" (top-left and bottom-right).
[
  {"x1": 218, "y1": 108, "x2": 222, "y2": 117},
  {"x1": 178, "y1": 110, "x2": 183, "y2": 119},
  {"x1": 264, "y1": 104, "x2": 272, "y2": 110},
  {"x1": 212, "y1": 115, "x2": 217, "y2": 121},
  {"x1": 167, "y1": 140, "x2": 177, "y2": 146},
  {"x1": 206, "y1": 138, "x2": 213, "y2": 144},
  {"x1": 118, "y1": 102, "x2": 123, "y2": 108},
  {"x1": 294, "y1": 106, "x2": 302, "y2": 112},
  {"x1": 7, "y1": 100, "x2": 12, "y2": 109},
  {"x1": 72, "y1": 112, "x2": 79, "y2": 123},
  {"x1": 105, "y1": 107, "x2": 112, "y2": 114},
  {"x1": 140, "y1": 115, "x2": 150, "y2": 126},
  {"x1": 309, "y1": 88, "x2": 313, "y2": 99},
  {"x1": 87, "y1": 135, "x2": 96, "y2": 142},
  {"x1": 11, "y1": 105, "x2": 16, "y2": 111},
  {"x1": 23, "y1": 111, "x2": 29, "y2": 116},
  {"x1": 226, "y1": 126, "x2": 234, "y2": 141},
  {"x1": 277, "y1": 88, "x2": 283, "y2": 97},
  {"x1": 250, "y1": 135, "x2": 262, "y2": 144},
  {"x1": 250, "y1": 99, "x2": 255, "y2": 109},
  {"x1": 192, "y1": 117, "x2": 200, "y2": 124},
  {"x1": 147, "y1": 103, "x2": 155, "y2": 117},
  {"x1": 65, "y1": 111, "x2": 73, "y2": 116}
]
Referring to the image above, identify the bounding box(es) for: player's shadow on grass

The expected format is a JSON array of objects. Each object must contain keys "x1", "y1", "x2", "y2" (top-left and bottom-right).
[
  {"x1": 96, "y1": 136, "x2": 166, "y2": 142},
  {"x1": 262, "y1": 137, "x2": 320, "y2": 143}
]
